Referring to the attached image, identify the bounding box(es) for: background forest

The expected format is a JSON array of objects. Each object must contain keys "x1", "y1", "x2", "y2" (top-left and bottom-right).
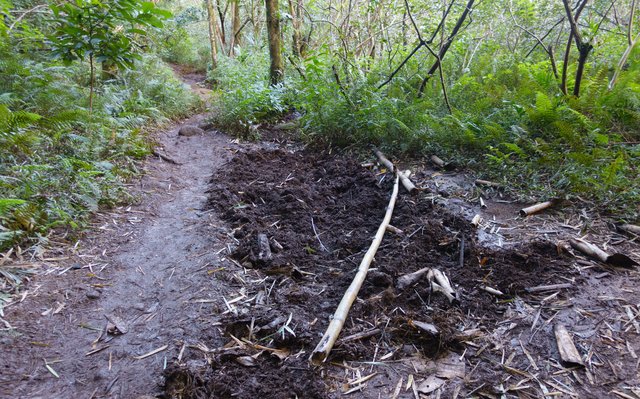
[{"x1": 1, "y1": 0, "x2": 639, "y2": 256}]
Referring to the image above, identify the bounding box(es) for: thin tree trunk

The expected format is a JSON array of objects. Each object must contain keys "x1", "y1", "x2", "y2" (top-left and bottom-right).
[
  {"x1": 217, "y1": 1, "x2": 228, "y2": 46},
  {"x1": 561, "y1": 0, "x2": 591, "y2": 97},
  {"x1": 288, "y1": 0, "x2": 303, "y2": 57},
  {"x1": 89, "y1": 53, "x2": 95, "y2": 112},
  {"x1": 418, "y1": 0, "x2": 476, "y2": 96},
  {"x1": 609, "y1": 32, "x2": 640, "y2": 89},
  {"x1": 560, "y1": 32, "x2": 572, "y2": 95},
  {"x1": 573, "y1": 45, "x2": 592, "y2": 96},
  {"x1": 206, "y1": 0, "x2": 219, "y2": 69},
  {"x1": 233, "y1": 0, "x2": 241, "y2": 47},
  {"x1": 265, "y1": 0, "x2": 284, "y2": 84}
]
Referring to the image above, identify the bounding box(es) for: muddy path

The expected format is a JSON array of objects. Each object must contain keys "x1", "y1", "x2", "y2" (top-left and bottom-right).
[
  {"x1": 1, "y1": 70, "x2": 640, "y2": 399},
  {"x1": 0, "y1": 74, "x2": 245, "y2": 397}
]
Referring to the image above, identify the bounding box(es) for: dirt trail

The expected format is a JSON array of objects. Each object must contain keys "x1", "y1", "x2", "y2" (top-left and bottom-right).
[{"x1": 0, "y1": 75, "x2": 241, "y2": 397}]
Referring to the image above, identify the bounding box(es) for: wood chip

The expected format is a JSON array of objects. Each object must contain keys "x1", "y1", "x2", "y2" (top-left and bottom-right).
[
  {"x1": 417, "y1": 375, "x2": 445, "y2": 394},
  {"x1": 554, "y1": 324, "x2": 584, "y2": 367},
  {"x1": 235, "y1": 355, "x2": 257, "y2": 367}
]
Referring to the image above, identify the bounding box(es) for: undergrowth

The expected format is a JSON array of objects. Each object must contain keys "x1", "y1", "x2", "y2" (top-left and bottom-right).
[
  {"x1": 209, "y1": 46, "x2": 640, "y2": 219},
  {"x1": 0, "y1": 52, "x2": 199, "y2": 254}
]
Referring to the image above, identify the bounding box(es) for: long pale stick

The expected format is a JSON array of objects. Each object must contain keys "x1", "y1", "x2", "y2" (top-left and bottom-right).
[{"x1": 310, "y1": 175, "x2": 400, "y2": 364}]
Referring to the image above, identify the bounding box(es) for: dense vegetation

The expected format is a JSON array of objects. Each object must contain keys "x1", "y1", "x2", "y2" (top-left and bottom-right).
[
  {"x1": 1, "y1": 0, "x2": 639, "y2": 258},
  {"x1": 0, "y1": 0, "x2": 199, "y2": 255},
  {"x1": 165, "y1": 0, "x2": 639, "y2": 217}
]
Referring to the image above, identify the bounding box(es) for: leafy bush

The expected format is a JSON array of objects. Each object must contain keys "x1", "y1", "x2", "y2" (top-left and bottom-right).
[
  {"x1": 209, "y1": 51, "x2": 290, "y2": 137},
  {"x1": 208, "y1": 41, "x2": 639, "y2": 218},
  {"x1": 0, "y1": 48, "x2": 199, "y2": 251}
]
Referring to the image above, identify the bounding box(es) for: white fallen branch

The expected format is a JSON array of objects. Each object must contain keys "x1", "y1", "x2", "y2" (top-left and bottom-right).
[
  {"x1": 374, "y1": 149, "x2": 416, "y2": 193},
  {"x1": 619, "y1": 224, "x2": 640, "y2": 235},
  {"x1": 310, "y1": 175, "x2": 400, "y2": 364}
]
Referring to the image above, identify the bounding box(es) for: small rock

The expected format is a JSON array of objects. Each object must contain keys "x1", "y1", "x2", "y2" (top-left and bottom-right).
[
  {"x1": 133, "y1": 302, "x2": 146, "y2": 311},
  {"x1": 86, "y1": 289, "x2": 101, "y2": 299},
  {"x1": 178, "y1": 125, "x2": 204, "y2": 137}
]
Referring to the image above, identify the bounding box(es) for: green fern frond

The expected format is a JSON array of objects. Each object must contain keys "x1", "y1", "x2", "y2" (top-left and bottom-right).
[{"x1": 0, "y1": 104, "x2": 42, "y2": 131}]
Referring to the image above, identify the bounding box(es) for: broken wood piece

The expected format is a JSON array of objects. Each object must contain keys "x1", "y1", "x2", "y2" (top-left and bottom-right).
[
  {"x1": 569, "y1": 238, "x2": 638, "y2": 268},
  {"x1": 257, "y1": 234, "x2": 272, "y2": 262},
  {"x1": 337, "y1": 328, "x2": 382, "y2": 345},
  {"x1": 373, "y1": 149, "x2": 395, "y2": 172},
  {"x1": 105, "y1": 314, "x2": 128, "y2": 335},
  {"x1": 409, "y1": 320, "x2": 439, "y2": 335},
  {"x1": 310, "y1": 175, "x2": 400, "y2": 364},
  {"x1": 554, "y1": 324, "x2": 584, "y2": 367},
  {"x1": 429, "y1": 269, "x2": 457, "y2": 303},
  {"x1": 475, "y1": 179, "x2": 501, "y2": 188},
  {"x1": 525, "y1": 283, "x2": 572, "y2": 293},
  {"x1": 430, "y1": 155, "x2": 446, "y2": 168},
  {"x1": 471, "y1": 214, "x2": 481, "y2": 227},
  {"x1": 373, "y1": 148, "x2": 416, "y2": 193},
  {"x1": 417, "y1": 375, "x2": 445, "y2": 394},
  {"x1": 386, "y1": 225, "x2": 404, "y2": 235},
  {"x1": 396, "y1": 267, "x2": 431, "y2": 290},
  {"x1": 618, "y1": 224, "x2": 640, "y2": 235},
  {"x1": 134, "y1": 344, "x2": 168, "y2": 360},
  {"x1": 399, "y1": 170, "x2": 417, "y2": 193},
  {"x1": 479, "y1": 285, "x2": 504, "y2": 296},
  {"x1": 519, "y1": 200, "x2": 556, "y2": 217}
]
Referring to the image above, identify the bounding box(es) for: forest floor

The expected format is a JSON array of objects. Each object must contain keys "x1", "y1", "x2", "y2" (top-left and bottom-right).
[{"x1": 1, "y1": 70, "x2": 639, "y2": 399}]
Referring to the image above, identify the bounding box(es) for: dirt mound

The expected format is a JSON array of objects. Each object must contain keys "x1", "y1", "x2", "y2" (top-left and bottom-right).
[{"x1": 162, "y1": 148, "x2": 576, "y2": 398}]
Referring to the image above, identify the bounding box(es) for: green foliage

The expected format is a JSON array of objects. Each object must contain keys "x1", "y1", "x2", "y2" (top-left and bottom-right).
[
  {"x1": 209, "y1": 52, "x2": 290, "y2": 137},
  {"x1": 209, "y1": 37, "x2": 639, "y2": 218},
  {"x1": 0, "y1": 49, "x2": 198, "y2": 251},
  {"x1": 49, "y1": 0, "x2": 171, "y2": 68},
  {"x1": 155, "y1": 5, "x2": 209, "y2": 70}
]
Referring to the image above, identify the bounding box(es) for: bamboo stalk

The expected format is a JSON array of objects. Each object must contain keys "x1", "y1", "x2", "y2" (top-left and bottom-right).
[
  {"x1": 569, "y1": 238, "x2": 609, "y2": 262},
  {"x1": 310, "y1": 175, "x2": 400, "y2": 364},
  {"x1": 619, "y1": 224, "x2": 640, "y2": 235},
  {"x1": 569, "y1": 238, "x2": 638, "y2": 268},
  {"x1": 519, "y1": 200, "x2": 556, "y2": 216},
  {"x1": 373, "y1": 149, "x2": 416, "y2": 193},
  {"x1": 430, "y1": 155, "x2": 446, "y2": 168}
]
